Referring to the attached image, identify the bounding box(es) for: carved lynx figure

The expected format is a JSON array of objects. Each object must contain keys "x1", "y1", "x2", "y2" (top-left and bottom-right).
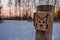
[{"x1": 34, "y1": 11, "x2": 51, "y2": 31}]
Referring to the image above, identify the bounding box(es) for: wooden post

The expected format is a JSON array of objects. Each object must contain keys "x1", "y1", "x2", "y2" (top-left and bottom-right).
[{"x1": 34, "y1": 5, "x2": 54, "y2": 40}]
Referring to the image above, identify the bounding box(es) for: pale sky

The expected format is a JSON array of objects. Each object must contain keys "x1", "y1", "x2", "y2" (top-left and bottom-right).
[
  {"x1": 1, "y1": 0, "x2": 59, "y2": 6},
  {"x1": 1, "y1": 0, "x2": 9, "y2": 6}
]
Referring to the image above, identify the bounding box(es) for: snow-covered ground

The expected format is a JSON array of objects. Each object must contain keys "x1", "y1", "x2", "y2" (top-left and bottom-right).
[
  {"x1": 52, "y1": 22, "x2": 60, "y2": 40},
  {"x1": 0, "y1": 20, "x2": 60, "y2": 40}
]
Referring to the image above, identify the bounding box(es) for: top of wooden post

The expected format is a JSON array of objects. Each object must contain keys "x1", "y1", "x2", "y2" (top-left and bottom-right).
[{"x1": 36, "y1": 5, "x2": 54, "y2": 12}]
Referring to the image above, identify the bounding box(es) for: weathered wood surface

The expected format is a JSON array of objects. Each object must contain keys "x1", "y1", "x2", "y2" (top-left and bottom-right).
[
  {"x1": 34, "y1": 5, "x2": 54, "y2": 40},
  {"x1": 34, "y1": 12, "x2": 53, "y2": 40},
  {"x1": 35, "y1": 30, "x2": 52, "y2": 40},
  {"x1": 34, "y1": 11, "x2": 52, "y2": 32}
]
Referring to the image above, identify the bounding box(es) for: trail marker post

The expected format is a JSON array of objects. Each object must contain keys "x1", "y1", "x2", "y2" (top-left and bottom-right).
[{"x1": 33, "y1": 0, "x2": 55, "y2": 40}]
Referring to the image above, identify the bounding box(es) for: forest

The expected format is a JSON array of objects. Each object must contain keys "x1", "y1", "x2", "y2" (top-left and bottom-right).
[{"x1": 0, "y1": 0, "x2": 60, "y2": 21}]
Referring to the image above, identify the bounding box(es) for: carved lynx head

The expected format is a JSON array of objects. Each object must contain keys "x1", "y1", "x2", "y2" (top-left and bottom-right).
[{"x1": 35, "y1": 13, "x2": 49, "y2": 31}]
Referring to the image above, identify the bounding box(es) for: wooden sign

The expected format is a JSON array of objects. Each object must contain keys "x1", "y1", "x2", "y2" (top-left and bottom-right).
[
  {"x1": 34, "y1": 5, "x2": 54, "y2": 40},
  {"x1": 34, "y1": 11, "x2": 52, "y2": 32}
]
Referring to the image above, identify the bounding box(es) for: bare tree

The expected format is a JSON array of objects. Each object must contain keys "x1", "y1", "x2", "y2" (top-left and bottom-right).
[
  {"x1": 0, "y1": 0, "x2": 2, "y2": 20},
  {"x1": 39, "y1": 0, "x2": 42, "y2": 5},
  {"x1": 8, "y1": 0, "x2": 12, "y2": 18},
  {"x1": 17, "y1": 0, "x2": 21, "y2": 18},
  {"x1": 0, "y1": 0, "x2": 1, "y2": 14},
  {"x1": 0, "y1": 0, "x2": 2, "y2": 14},
  {"x1": 15, "y1": 0, "x2": 17, "y2": 17}
]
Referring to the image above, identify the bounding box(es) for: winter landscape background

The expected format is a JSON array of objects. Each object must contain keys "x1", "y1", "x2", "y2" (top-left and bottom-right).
[
  {"x1": 0, "y1": 0, "x2": 60, "y2": 40},
  {"x1": 0, "y1": 20, "x2": 60, "y2": 40}
]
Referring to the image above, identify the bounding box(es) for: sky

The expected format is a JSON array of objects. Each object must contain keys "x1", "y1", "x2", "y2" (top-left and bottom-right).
[
  {"x1": 1, "y1": 0, "x2": 58, "y2": 7},
  {"x1": 1, "y1": 0, "x2": 8, "y2": 5}
]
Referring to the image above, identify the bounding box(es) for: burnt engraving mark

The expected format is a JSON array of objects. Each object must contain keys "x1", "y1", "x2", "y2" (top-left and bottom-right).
[{"x1": 35, "y1": 13, "x2": 49, "y2": 30}]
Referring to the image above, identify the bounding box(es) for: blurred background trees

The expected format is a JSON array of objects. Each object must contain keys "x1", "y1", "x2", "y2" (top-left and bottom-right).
[{"x1": 0, "y1": 0, "x2": 60, "y2": 21}]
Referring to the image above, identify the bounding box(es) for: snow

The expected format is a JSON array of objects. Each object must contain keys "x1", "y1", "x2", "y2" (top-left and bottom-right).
[
  {"x1": 0, "y1": 20, "x2": 60, "y2": 40},
  {"x1": 52, "y1": 23, "x2": 60, "y2": 40},
  {"x1": 0, "y1": 20, "x2": 35, "y2": 40}
]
